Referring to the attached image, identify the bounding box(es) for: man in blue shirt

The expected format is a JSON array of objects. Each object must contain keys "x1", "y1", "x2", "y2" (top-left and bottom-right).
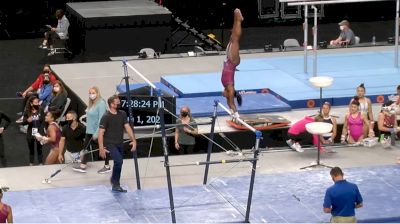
[{"x1": 323, "y1": 167, "x2": 363, "y2": 223}]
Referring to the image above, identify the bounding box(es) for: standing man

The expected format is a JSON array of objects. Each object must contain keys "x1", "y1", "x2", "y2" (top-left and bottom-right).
[
  {"x1": 98, "y1": 95, "x2": 137, "y2": 192},
  {"x1": 221, "y1": 8, "x2": 244, "y2": 119},
  {"x1": 58, "y1": 111, "x2": 87, "y2": 172},
  {"x1": 330, "y1": 20, "x2": 356, "y2": 46},
  {"x1": 0, "y1": 111, "x2": 11, "y2": 167},
  {"x1": 323, "y1": 167, "x2": 363, "y2": 223}
]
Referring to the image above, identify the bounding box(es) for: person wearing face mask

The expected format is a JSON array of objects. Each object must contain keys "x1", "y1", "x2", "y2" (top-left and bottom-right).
[
  {"x1": 329, "y1": 20, "x2": 355, "y2": 46},
  {"x1": 17, "y1": 64, "x2": 57, "y2": 121},
  {"x1": 84, "y1": 87, "x2": 108, "y2": 174},
  {"x1": 98, "y1": 95, "x2": 137, "y2": 192},
  {"x1": 58, "y1": 110, "x2": 86, "y2": 171},
  {"x1": 47, "y1": 80, "x2": 68, "y2": 114},
  {"x1": 38, "y1": 73, "x2": 53, "y2": 108},
  {"x1": 21, "y1": 96, "x2": 46, "y2": 165},
  {"x1": 20, "y1": 65, "x2": 57, "y2": 99},
  {"x1": 175, "y1": 106, "x2": 198, "y2": 155}
]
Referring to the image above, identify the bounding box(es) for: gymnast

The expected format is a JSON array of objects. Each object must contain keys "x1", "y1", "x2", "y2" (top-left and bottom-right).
[
  {"x1": 341, "y1": 98, "x2": 371, "y2": 144},
  {"x1": 221, "y1": 8, "x2": 244, "y2": 119}
]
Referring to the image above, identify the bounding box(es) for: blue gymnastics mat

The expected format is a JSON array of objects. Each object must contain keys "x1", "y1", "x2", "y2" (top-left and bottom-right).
[
  {"x1": 210, "y1": 165, "x2": 400, "y2": 223},
  {"x1": 4, "y1": 165, "x2": 399, "y2": 223},
  {"x1": 117, "y1": 83, "x2": 291, "y2": 117},
  {"x1": 161, "y1": 51, "x2": 400, "y2": 109},
  {"x1": 176, "y1": 93, "x2": 291, "y2": 117}
]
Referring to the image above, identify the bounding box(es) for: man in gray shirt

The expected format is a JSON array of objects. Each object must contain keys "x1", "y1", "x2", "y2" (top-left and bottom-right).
[{"x1": 330, "y1": 20, "x2": 356, "y2": 46}]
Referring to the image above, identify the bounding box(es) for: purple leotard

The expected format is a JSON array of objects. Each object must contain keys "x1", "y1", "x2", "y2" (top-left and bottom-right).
[
  {"x1": 0, "y1": 203, "x2": 10, "y2": 223},
  {"x1": 221, "y1": 59, "x2": 237, "y2": 87},
  {"x1": 348, "y1": 112, "x2": 363, "y2": 141}
]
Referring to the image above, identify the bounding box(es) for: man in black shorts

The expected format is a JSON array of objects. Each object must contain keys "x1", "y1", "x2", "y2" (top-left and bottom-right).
[
  {"x1": 98, "y1": 95, "x2": 137, "y2": 192},
  {"x1": 58, "y1": 110, "x2": 87, "y2": 171}
]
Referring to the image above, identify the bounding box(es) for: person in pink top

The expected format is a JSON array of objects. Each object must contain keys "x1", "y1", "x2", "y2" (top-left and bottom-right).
[
  {"x1": 0, "y1": 189, "x2": 12, "y2": 223},
  {"x1": 286, "y1": 116, "x2": 321, "y2": 152},
  {"x1": 221, "y1": 8, "x2": 244, "y2": 119},
  {"x1": 341, "y1": 98, "x2": 371, "y2": 144}
]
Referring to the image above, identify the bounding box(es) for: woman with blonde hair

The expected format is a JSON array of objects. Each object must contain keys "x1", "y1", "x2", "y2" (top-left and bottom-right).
[{"x1": 73, "y1": 86, "x2": 108, "y2": 173}]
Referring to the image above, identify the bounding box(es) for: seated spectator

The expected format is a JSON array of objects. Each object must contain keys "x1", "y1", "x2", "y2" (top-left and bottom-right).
[
  {"x1": 38, "y1": 9, "x2": 70, "y2": 55},
  {"x1": 38, "y1": 74, "x2": 53, "y2": 108},
  {"x1": 349, "y1": 84, "x2": 374, "y2": 138},
  {"x1": 174, "y1": 106, "x2": 198, "y2": 155},
  {"x1": 330, "y1": 20, "x2": 355, "y2": 46},
  {"x1": 388, "y1": 85, "x2": 400, "y2": 114},
  {"x1": 47, "y1": 80, "x2": 68, "y2": 115},
  {"x1": 377, "y1": 101, "x2": 399, "y2": 147},
  {"x1": 0, "y1": 188, "x2": 13, "y2": 223},
  {"x1": 18, "y1": 64, "x2": 57, "y2": 115},
  {"x1": 286, "y1": 116, "x2": 322, "y2": 152},
  {"x1": 320, "y1": 102, "x2": 337, "y2": 145},
  {"x1": 342, "y1": 99, "x2": 371, "y2": 144}
]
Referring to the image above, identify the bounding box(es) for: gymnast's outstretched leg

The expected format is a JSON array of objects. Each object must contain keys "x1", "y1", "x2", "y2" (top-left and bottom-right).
[{"x1": 221, "y1": 8, "x2": 244, "y2": 118}]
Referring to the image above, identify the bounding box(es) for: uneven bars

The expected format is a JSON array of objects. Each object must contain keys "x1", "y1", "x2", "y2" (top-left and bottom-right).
[
  {"x1": 280, "y1": 0, "x2": 315, "y2": 2},
  {"x1": 124, "y1": 61, "x2": 157, "y2": 90},
  {"x1": 133, "y1": 121, "x2": 212, "y2": 130},
  {"x1": 288, "y1": 0, "x2": 392, "y2": 6},
  {"x1": 164, "y1": 158, "x2": 257, "y2": 167},
  {"x1": 217, "y1": 102, "x2": 257, "y2": 133},
  {"x1": 281, "y1": 0, "x2": 389, "y2": 2}
]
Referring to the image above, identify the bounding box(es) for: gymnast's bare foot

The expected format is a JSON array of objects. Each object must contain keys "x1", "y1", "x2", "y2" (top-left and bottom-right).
[{"x1": 234, "y1": 8, "x2": 244, "y2": 21}]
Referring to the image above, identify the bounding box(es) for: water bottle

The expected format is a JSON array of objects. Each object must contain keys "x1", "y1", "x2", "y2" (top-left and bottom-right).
[{"x1": 372, "y1": 36, "x2": 376, "y2": 45}]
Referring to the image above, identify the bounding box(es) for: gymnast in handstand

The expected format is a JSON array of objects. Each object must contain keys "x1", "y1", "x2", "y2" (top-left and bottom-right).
[{"x1": 221, "y1": 8, "x2": 244, "y2": 119}]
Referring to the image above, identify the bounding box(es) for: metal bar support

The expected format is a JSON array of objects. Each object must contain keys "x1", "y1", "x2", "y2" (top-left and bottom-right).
[
  {"x1": 244, "y1": 131, "x2": 262, "y2": 223},
  {"x1": 203, "y1": 101, "x2": 219, "y2": 185},
  {"x1": 122, "y1": 60, "x2": 141, "y2": 190}
]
